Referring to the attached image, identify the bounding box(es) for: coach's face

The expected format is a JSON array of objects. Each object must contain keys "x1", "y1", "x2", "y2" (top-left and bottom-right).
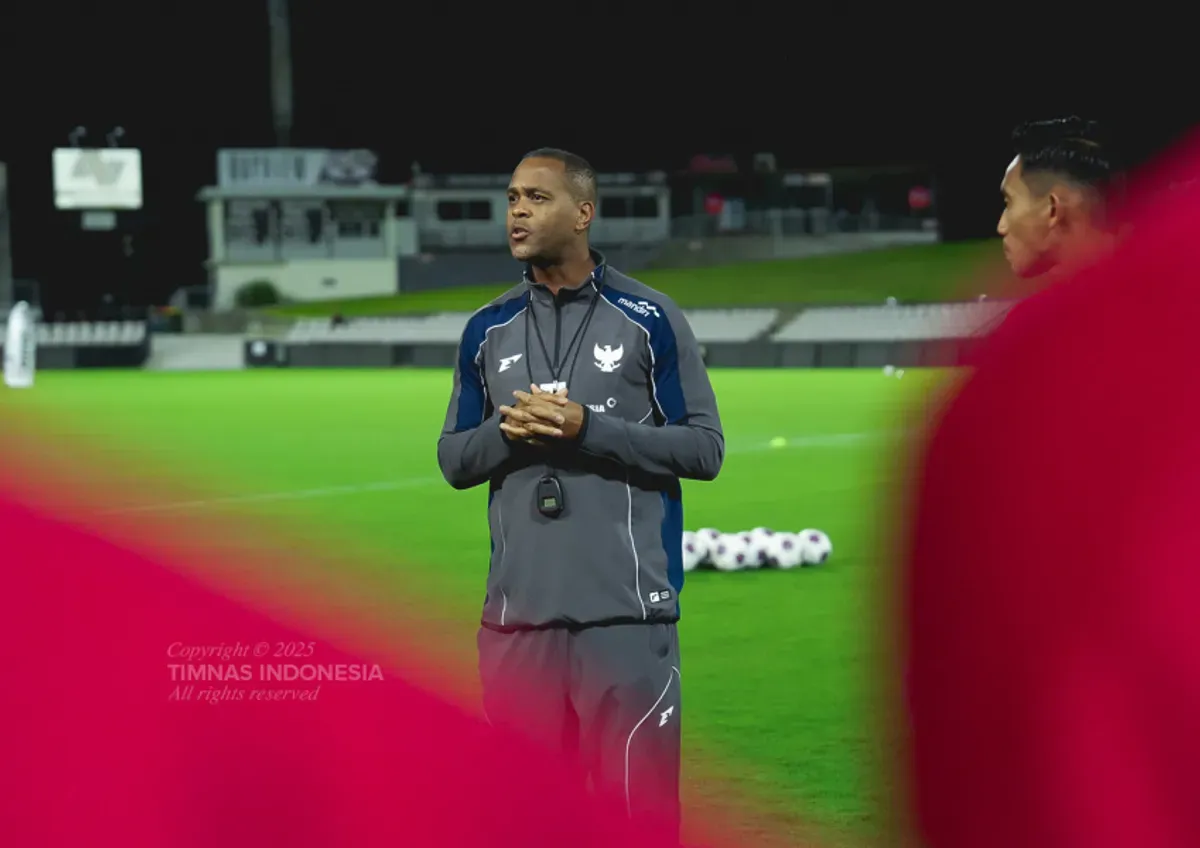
[
  {"x1": 507, "y1": 158, "x2": 587, "y2": 264},
  {"x1": 998, "y1": 157, "x2": 1056, "y2": 277}
]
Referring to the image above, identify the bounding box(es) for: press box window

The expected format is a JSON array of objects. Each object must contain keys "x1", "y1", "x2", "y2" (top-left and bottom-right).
[
  {"x1": 600, "y1": 196, "x2": 659, "y2": 218},
  {"x1": 599, "y1": 197, "x2": 628, "y2": 217},
  {"x1": 223, "y1": 201, "x2": 274, "y2": 246},
  {"x1": 436, "y1": 199, "x2": 493, "y2": 221},
  {"x1": 436, "y1": 201, "x2": 463, "y2": 221},
  {"x1": 336, "y1": 219, "x2": 381, "y2": 238},
  {"x1": 252, "y1": 208, "x2": 271, "y2": 243},
  {"x1": 305, "y1": 209, "x2": 324, "y2": 243},
  {"x1": 330, "y1": 201, "x2": 383, "y2": 238},
  {"x1": 631, "y1": 196, "x2": 658, "y2": 218}
]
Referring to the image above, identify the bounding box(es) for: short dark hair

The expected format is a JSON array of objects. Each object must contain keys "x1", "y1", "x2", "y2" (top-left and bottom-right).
[
  {"x1": 1013, "y1": 116, "x2": 1115, "y2": 190},
  {"x1": 521, "y1": 148, "x2": 597, "y2": 203}
]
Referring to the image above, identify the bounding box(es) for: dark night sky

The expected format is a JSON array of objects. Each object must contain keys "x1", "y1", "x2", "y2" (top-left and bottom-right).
[{"x1": 0, "y1": 0, "x2": 1193, "y2": 312}]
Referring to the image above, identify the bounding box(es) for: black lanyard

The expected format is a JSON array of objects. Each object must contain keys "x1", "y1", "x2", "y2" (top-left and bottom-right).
[
  {"x1": 519, "y1": 277, "x2": 603, "y2": 518},
  {"x1": 523, "y1": 281, "x2": 602, "y2": 394}
]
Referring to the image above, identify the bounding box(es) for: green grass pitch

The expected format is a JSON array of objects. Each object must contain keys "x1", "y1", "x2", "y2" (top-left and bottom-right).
[
  {"x1": 5, "y1": 367, "x2": 950, "y2": 844},
  {"x1": 268, "y1": 240, "x2": 1001, "y2": 316}
]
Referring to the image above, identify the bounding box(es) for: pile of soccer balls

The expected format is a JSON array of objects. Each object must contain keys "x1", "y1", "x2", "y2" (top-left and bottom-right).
[{"x1": 682, "y1": 527, "x2": 833, "y2": 572}]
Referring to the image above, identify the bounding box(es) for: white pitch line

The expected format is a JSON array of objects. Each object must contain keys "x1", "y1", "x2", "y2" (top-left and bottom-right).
[
  {"x1": 103, "y1": 430, "x2": 904, "y2": 515},
  {"x1": 103, "y1": 476, "x2": 443, "y2": 515}
]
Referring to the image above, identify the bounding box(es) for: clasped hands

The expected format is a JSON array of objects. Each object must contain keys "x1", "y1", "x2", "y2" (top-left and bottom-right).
[{"x1": 498, "y1": 384, "x2": 585, "y2": 445}]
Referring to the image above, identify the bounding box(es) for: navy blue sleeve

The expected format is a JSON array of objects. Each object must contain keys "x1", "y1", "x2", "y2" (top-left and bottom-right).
[
  {"x1": 579, "y1": 299, "x2": 723, "y2": 480},
  {"x1": 436, "y1": 312, "x2": 513, "y2": 490}
]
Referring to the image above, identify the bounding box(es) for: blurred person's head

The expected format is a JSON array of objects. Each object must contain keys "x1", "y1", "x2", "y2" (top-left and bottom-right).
[
  {"x1": 507, "y1": 148, "x2": 596, "y2": 267},
  {"x1": 998, "y1": 117, "x2": 1117, "y2": 277}
]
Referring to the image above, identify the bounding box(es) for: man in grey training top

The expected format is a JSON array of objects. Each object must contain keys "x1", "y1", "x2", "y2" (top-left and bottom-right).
[{"x1": 437, "y1": 148, "x2": 723, "y2": 840}]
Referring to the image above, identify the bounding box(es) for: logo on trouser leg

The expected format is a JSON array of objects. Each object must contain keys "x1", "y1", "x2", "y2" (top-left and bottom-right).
[{"x1": 658, "y1": 705, "x2": 674, "y2": 727}]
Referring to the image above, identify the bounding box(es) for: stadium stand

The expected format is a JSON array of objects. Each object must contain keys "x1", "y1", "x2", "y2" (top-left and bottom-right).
[
  {"x1": 272, "y1": 305, "x2": 1015, "y2": 370},
  {"x1": 683, "y1": 309, "x2": 778, "y2": 342},
  {"x1": 0, "y1": 319, "x2": 151, "y2": 369},
  {"x1": 271, "y1": 308, "x2": 782, "y2": 370},
  {"x1": 769, "y1": 300, "x2": 1015, "y2": 368},
  {"x1": 1, "y1": 320, "x2": 147, "y2": 347},
  {"x1": 772, "y1": 301, "x2": 1013, "y2": 342},
  {"x1": 286, "y1": 314, "x2": 467, "y2": 345},
  {"x1": 285, "y1": 309, "x2": 780, "y2": 347}
]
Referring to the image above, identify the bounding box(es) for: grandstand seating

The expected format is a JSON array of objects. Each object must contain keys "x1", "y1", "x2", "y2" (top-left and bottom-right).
[
  {"x1": 0, "y1": 320, "x2": 148, "y2": 347},
  {"x1": 285, "y1": 309, "x2": 779, "y2": 346},
  {"x1": 682, "y1": 309, "x2": 777, "y2": 342},
  {"x1": 286, "y1": 315, "x2": 466, "y2": 345},
  {"x1": 772, "y1": 301, "x2": 1013, "y2": 342}
]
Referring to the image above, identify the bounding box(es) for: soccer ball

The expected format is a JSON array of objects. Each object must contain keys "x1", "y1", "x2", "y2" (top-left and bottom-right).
[
  {"x1": 797, "y1": 529, "x2": 833, "y2": 565},
  {"x1": 681, "y1": 531, "x2": 707, "y2": 572},
  {"x1": 693, "y1": 527, "x2": 721, "y2": 568},
  {"x1": 739, "y1": 528, "x2": 775, "y2": 569},
  {"x1": 766, "y1": 532, "x2": 803, "y2": 569},
  {"x1": 745, "y1": 526, "x2": 776, "y2": 547},
  {"x1": 710, "y1": 534, "x2": 749, "y2": 571}
]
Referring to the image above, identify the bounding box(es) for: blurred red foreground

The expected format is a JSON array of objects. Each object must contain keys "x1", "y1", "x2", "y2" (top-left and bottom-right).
[
  {"x1": 0, "y1": 485, "x2": 691, "y2": 846},
  {"x1": 904, "y1": 134, "x2": 1200, "y2": 847},
  {"x1": 15, "y1": 135, "x2": 1200, "y2": 848}
]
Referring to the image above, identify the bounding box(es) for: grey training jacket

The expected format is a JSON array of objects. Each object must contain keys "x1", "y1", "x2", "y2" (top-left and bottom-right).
[{"x1": 437, "y1": 252, "x2": 724, "y2": 631}]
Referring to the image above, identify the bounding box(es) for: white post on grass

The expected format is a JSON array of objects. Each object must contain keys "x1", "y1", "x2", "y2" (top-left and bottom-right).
[{"x1": 3, "y1": 300, "x2": 36, "y2": 389}]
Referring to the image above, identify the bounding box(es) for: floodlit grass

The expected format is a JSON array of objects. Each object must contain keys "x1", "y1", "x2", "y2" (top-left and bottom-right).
[
  {"x1": 269, "y1": 240, "x2": 1002, "y2": 317},
  {"x1": 5, "y1": 368, "x2": 950, "y2": 844}
]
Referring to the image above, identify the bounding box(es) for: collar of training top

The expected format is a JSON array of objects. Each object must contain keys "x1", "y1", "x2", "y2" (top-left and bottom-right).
[{"x1": 522, "y1": 249, "x2": 608, "y2": 302}]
